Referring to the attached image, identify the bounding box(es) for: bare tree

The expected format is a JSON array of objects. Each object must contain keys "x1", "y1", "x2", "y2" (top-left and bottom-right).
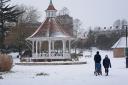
[
  {"x1": 73, "y1": 19, "x2": 82, "y2": 37},
  {"x1": 58, "y1": 7, "x2": 69, "y2": 16},
  {"x1": 113, "y1": 19, "x2": 121, "y2": 29},
  {"x1": 17, "y1": 5, "x2": 41, "y2": 23},
  {"x1": 121, "y1": 19, "x2": 128, "y2": 26},
  {"x1": 113, "y1": 19, "x2": 128, "y2": 29},
  {"x1": 14, "y1": 5, "x2": 41, "y2": 53}
]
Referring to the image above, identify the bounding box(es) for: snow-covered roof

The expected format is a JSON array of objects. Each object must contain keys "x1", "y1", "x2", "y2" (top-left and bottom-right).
[{"x1": 112, "y1": 37, "x2": 128, "y2": 48}]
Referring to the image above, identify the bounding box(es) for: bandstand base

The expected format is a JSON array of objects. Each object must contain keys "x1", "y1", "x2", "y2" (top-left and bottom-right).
[
  {"x1": 15, "y1": 61, "x2": 87, "y2": 65},
  {"x1": 20, "y1": 58, "x2": 72, "y2": 62},
  {"x1": 20, "y1": 57, "x2": 73, "y2": 62}
]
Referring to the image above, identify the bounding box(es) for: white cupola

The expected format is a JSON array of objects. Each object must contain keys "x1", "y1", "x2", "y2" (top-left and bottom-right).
[{"x1": 45, "y1": 0, "x2": 57, "y2": 18}]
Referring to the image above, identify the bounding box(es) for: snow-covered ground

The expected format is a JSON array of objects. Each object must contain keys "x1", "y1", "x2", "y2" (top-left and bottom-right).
[{"x1": 0, "y1": 49, "x2": 128, "y2": 85}]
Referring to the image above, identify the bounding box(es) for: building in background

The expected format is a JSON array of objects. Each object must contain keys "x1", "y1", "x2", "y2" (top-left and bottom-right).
[{"x1": 112, "y1": 37, "x2": 128, "y2": 58}]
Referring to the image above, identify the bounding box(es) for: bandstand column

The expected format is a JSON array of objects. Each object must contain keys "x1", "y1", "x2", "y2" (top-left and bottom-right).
[
  {"x1": 52, "y1": 41, "x2": 55, "y2": 51},
  {"x1": 32, "y1": 41, "x2": 34, "y2": 55},
  {"x1": 36, "y1": 41, "x2": 38, "y2": 57},
  {"x1": 62, "y1": 40, "x2": 66, "y2": 57},
  {"x1": 69, "y1": 40, "x2": 71, "y2": 54},
  {"x1": 49, "y1": 40, "x2": 51, "y2": 57},
  {"x1": 39, "y1": 41, "x2": 42, "y2": 54}
]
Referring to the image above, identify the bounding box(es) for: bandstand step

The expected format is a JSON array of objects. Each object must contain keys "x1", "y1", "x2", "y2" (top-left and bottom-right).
[{"x1": 15, "y1": 61, "x2": 87, "y2": 65}]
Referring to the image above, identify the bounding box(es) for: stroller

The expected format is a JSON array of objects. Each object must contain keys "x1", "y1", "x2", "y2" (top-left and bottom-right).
[{"x1": 94, "y1": 63, "x2": 102, "y2": 76}]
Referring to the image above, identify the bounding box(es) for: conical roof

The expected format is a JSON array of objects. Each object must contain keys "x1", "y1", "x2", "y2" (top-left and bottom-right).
[
  {"x1": 46, "y1": 0, "x2": 56, "y2": 11},
  {"x1": 29, "y1": 18, "x2": 70, "y2": 38}
]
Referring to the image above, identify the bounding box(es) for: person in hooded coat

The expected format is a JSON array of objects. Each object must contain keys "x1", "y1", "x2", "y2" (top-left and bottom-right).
[{"x1": 103, "y1": 55, "x2": 111, "y2": 76}]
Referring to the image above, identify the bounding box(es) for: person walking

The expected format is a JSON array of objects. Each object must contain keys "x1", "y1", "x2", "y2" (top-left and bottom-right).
[
  {"x1": 103, "y1": 55, "x2": 111, "y2": 76},
  {"x1": 94, "y1": 51, "x2": 101, "y2": 64},
  {"x1": 94, "y1": 51, "x2": 102, "y2": 75}
]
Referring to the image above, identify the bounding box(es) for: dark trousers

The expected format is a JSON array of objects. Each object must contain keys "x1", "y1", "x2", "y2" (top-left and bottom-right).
[{"x1": 104, "y1": 68, "x2": 109, "y2": 75}]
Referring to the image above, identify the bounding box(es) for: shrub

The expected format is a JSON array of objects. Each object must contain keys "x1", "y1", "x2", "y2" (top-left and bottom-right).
[
  {"x1": 0, "y1": 76, "x2": 3, "y2": 79},
  {"x1": 0, "y1": 53, "x2": 13, "y2": 72}
]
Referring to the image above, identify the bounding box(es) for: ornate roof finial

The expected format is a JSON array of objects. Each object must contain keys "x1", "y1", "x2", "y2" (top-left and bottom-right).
[{"x1": 50, "y1": 0, "x2": 52, "y2": 4}]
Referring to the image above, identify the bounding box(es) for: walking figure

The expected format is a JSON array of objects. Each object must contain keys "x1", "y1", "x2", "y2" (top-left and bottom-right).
[
  {"x1": 94, "y1": 51, "x2": 102, "y2": 76},
  {"x1": 103, "y1": 55, "x2": 111, "y2": 76}
]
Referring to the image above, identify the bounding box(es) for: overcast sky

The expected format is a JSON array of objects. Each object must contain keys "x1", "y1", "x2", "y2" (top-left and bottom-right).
[{"x1": 11, "y1": 0, "x2": 128, "y2": 29}]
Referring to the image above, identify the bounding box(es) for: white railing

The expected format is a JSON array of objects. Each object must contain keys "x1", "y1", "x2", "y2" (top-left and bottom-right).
[{"x1": 32, "y1": 53, "x2": 71, "y2": 59}]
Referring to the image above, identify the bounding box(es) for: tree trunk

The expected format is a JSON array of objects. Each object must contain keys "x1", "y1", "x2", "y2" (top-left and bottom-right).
[{"x1": 0, "y1": 31, "x2": 5, "y2": 49}]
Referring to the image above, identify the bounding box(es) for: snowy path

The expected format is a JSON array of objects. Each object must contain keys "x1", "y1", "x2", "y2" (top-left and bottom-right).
[{"x1": 0, "y1": 50, "x2": 128, "y2": 85}]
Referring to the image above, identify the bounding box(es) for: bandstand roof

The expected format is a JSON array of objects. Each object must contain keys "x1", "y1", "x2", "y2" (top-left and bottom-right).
[{"x1": 29, "y1": 18, "x2": 71, "y2": 38}]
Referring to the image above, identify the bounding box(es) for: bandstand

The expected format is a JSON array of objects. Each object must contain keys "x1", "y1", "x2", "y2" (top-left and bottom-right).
[{"x1": 25, "y1": 0, "x2": 74, "y2": 62}]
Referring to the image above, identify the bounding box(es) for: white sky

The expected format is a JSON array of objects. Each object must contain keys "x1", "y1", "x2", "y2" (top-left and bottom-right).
[{"x1": 11, "y1": 0, "x2": 128, "y2": 29}]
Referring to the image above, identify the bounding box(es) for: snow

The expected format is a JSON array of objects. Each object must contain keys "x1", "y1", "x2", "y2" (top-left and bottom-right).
[
  {"x1": 8, "y1": 52, "x2": 19, "y2": 59},
  {"x1": 0, "y1": 49, "x2": 128, "y2": 85}
]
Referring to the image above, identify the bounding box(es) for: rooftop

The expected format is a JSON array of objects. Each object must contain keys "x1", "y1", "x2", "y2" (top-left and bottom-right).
[{"x1": 112, "y1": 37, "x2": 128, "y2": 48}]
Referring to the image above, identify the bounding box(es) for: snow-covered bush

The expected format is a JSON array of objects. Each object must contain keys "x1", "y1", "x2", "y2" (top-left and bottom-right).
[{"x1": 0, "y1": 53, "x2": 13, "y2": 72}]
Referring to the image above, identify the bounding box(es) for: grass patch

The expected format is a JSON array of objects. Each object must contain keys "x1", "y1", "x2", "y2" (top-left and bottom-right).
[{"x1": 36, "y1": 72, "x2": 49, "y2": 76}]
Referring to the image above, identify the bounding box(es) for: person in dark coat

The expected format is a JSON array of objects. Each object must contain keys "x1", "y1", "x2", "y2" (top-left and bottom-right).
[
  {"x1": 94, "y1": 51, "x2": 101, "y2": 64},
  {"x1": 94, "y1": 51, "x2": 102, "y2": 75},
  {"x1": 103, "y1": 55, "x2": 111, "y2": 76}
]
